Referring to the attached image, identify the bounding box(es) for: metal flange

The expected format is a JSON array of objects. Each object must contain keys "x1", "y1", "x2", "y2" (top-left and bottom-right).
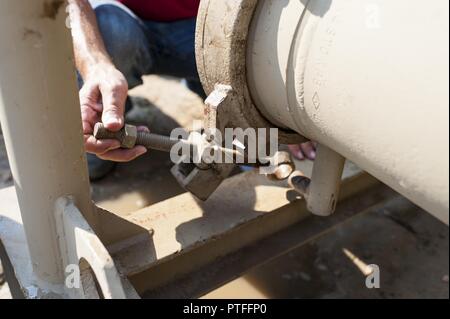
[{"x1": 195, "y1": 0, "x2": 305, "y2": 144}]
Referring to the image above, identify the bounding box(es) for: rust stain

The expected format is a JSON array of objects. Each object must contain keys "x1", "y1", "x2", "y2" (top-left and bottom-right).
[
  {"x1": 42, "y1": 0, "x2": 65, "y2": 20},
  {"x1": 23, "y1": 28, "x2": 42, "y2": 41}
]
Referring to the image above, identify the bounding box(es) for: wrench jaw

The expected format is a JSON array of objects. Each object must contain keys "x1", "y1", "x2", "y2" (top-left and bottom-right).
[
  {"x1": 170, "y1": 85, "x2": 239, "y2": 201},
  {"x1": 171, "y1": 162, "x2": 235, "y2": 201}
]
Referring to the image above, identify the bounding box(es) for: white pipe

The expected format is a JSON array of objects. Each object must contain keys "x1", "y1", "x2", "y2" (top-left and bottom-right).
[
  {"x1": 0, "y1": 0, "x2": 96, "y2": 283},
  {"x1": 308, "y1": 145, "x2": 346, "y2": 216},
  {"x1": 247, "y1": 0, "x2": 449, "y2": 224}
]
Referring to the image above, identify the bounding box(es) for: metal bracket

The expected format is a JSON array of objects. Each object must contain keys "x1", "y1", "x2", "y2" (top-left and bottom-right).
[
  {"x1": 171, "y1": 85, "x2": 236, "y2": 201},
  {"x1": 54, "y1": 197, "x2": 136, "y2": 299}
]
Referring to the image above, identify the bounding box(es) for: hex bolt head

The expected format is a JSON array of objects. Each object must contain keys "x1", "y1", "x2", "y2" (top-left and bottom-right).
[
  {"x1": 122, "y1": 125, "x2": 138, "y2": 149},
  {"x1": 93, "y1": 123, "x2": 137, "y2": 149}
]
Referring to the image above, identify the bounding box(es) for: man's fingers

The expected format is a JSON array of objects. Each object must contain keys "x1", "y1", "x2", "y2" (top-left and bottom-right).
[
  {"x1": 100, "y1": 82, "x2": 127, "y2": 131},
  {"x1": 288, "y1": 142, "x2": 317, "y2": 161},
  {"x1": 84, "y1": 135, "x2": 121, "y2": 154},
  {"x1": 82, "y1": 120, "x2": 93, "y2": 135},
  {"x1": 79, "y1": 82, "x2": 102, "y2": 111},
  {"x1": 300, "y1": 142, "x2": 317, "y2": 160},
  {"x1": 81, "y1": 105, "x2": 101, "y2": 134},
  {"x1": 137, "y1": 126, "x2": 150, "y2": 133},
  {"x1": 102, "y1": 105, "x2": 124, "y2": 131},
  {"x1": 288, "y1": 144, "x2": 305, "y2": 160},
  {"x1": 97, "y1": 146, "x2": 147, "y2": 162}
]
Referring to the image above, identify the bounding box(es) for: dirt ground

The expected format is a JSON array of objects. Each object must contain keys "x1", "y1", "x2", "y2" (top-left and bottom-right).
[{"x1": 0, "y1": 76, "x2": 448, "y2": 299}]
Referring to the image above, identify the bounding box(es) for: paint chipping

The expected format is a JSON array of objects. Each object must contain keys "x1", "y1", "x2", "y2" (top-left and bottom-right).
[{"x1": 42, "y1": 0, "x2": 64, "y2": 20}]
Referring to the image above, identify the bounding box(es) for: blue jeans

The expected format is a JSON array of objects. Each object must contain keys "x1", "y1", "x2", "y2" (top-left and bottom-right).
[{"x1": 89, "y1": 3, "x2": 205, "y2": 98}]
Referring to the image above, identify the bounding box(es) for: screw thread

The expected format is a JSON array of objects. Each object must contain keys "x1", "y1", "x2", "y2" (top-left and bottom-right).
[{"x1": 136, "y1": 132, "x2": 178, "y2": 152}]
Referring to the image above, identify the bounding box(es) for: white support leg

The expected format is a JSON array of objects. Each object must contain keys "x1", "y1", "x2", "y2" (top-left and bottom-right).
[{"x1": 0, "y1": 0, "x2": 97, "y2": 285}]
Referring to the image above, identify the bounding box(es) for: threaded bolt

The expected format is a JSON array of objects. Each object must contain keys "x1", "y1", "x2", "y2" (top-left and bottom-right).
[
  {"x1": 94, "y1": 122, "x2": 182, "y2": 152},
  {"x1": 94, "y1": 123, "x2": 246, "y2": 159},
  {"x1": 135, "y1": 131, "x2": 179, "y2": 153}
]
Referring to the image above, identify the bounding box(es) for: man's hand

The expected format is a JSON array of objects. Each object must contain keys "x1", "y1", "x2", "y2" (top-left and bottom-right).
[
  {"x1": 289, "y1": 141, "x2": 317, "y2": 161},
  {"x1": 80, "y1": 63, "x2": 147, "y2": 162},
  {"x1": 69, "y1": 0, "x2": 147, "y2": 162}
]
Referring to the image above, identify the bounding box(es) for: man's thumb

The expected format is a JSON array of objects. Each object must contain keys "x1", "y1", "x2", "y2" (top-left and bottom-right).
[{"x1": 102, "y1": 106, "x2": 124, "y2": 132}]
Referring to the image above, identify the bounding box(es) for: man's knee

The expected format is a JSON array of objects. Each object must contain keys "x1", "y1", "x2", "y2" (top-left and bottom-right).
[
  {"x1": 95, "y1": 6, "x2": 132, "y2": 56},
  {"x1": 94, "y1": 5, "x2": 149, "y2": 87}
]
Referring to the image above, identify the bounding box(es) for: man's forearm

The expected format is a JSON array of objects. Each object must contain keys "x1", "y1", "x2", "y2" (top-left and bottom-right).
[{"x1": 68, "y1": 0, "x2": 113, "y2": 78}]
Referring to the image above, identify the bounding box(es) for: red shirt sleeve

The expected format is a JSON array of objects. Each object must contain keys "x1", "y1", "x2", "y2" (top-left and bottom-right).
[{"x1": 118, "y1": 0, "x2": 200, "y2": 22}]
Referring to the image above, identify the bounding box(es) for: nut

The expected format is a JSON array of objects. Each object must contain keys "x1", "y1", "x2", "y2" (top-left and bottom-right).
[
  {"x1": 121, "y1": 124, "x2": 138, "y2": 149},
  {"x1": 93, "y1": 123, "x2": 138, "y2": 149}
]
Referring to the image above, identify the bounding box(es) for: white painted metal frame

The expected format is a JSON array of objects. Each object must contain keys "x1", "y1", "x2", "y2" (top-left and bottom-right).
[{"x1": 0, "y1": 0, "x2": 126, "y2": 297}]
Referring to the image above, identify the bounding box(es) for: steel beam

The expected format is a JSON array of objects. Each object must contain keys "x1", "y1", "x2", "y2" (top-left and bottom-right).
[
  {"x1": 98, "y1": 166, "x2": 385, "y2": 296},
  {"x1": 142, "y1": 180, "x2": 396, "y2": 298}
]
